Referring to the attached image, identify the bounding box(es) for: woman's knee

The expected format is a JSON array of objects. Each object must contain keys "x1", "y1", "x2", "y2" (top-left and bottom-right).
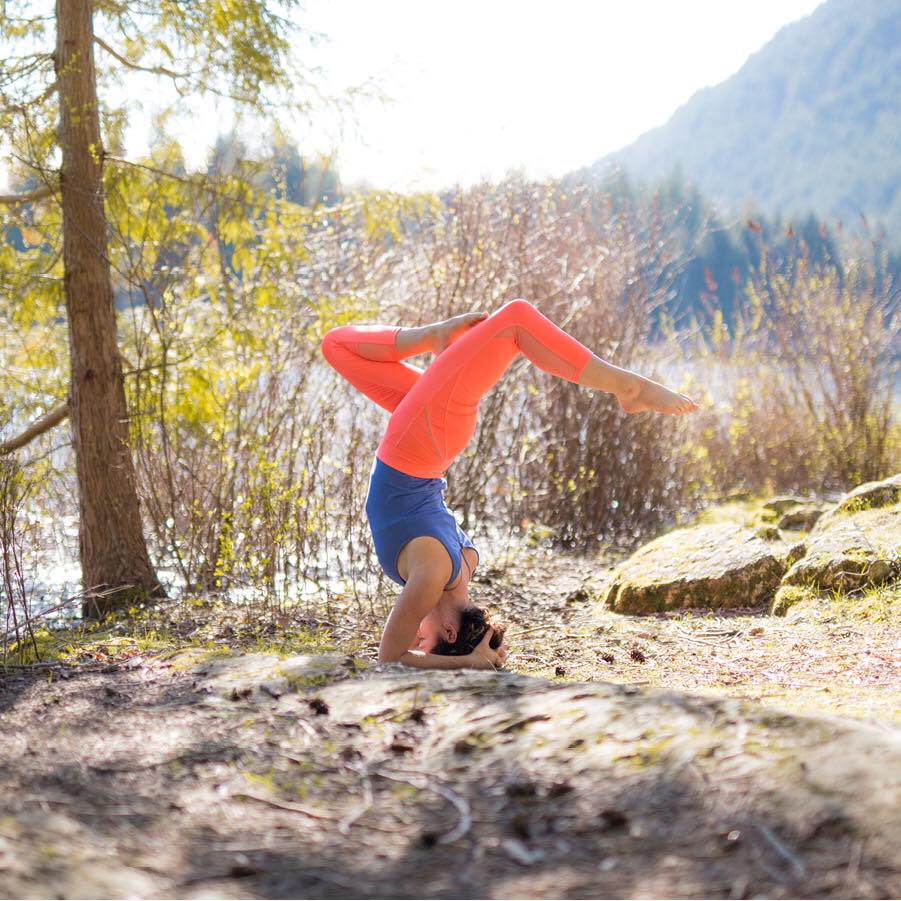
[
  {"x1": 320, "y1": 326, "x2": 348, "y2": 363},
  {"x1": 494, "y1": 298, "x2": 536, "y2": 323}
]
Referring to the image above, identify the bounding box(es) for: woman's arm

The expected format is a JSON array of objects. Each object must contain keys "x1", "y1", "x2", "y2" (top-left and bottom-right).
[
  {"x1": 377, "y1": 544, "x2": 451, "y2": 665},
  {"x1": 377, "y1": 539, "x2": 503, "y2": 671},
  {"x1": 393, "y1": 650, "x2": 476, "y2": 670},
  {"x1": 396, "y1": 630, "x2": 508, "y2": 670}
]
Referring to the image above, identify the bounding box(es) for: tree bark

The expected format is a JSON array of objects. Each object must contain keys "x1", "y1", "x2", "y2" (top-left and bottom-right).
[{"x1": 55, "y1": 0, "x2": 162, "y2": 616}]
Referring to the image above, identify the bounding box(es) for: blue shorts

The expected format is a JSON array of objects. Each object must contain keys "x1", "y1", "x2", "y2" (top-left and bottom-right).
[{"x1": 365, "y1": 456, "x2": 478, "y2": 588}]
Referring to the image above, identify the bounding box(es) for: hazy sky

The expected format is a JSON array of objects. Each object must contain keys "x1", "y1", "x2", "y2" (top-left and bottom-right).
[
  {"x1": 286, "y1": 0, "x2": 824, "y2": 190},
  {"x1": 3, "y1": 0, "x2": 826, "y2": 193}
]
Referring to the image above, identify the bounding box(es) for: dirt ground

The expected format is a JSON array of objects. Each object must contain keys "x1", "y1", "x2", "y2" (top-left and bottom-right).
[
  {"x1": 481, "y1": 551, "x2": 901, "y2": 725},
  {"x1": 1, "y1": 550, "x2": 899, "y2": 899}
]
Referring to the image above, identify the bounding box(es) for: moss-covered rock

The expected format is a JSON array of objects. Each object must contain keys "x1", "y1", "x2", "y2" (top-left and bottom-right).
[
  {"x1": 780, "y1": 503, "x2": 900, "y2": 595},
  {"x1": 822, "y1": 472, "x2": 901, "y2": 522},
  {"x1": 190, "y1": 652, "x2": 351, "y2": 700},
  {"x1": 771, "y1": 583, "x2": 819, "y2": 616},
  {"x1": 785, "y1": 540, "x2": 807, "y2": 567},
  {"x1": 600, "y1": 523, "x2": 786, "y2": 614},
  {"x1": 755, "y1": 525, "x2": 783, "y2": 541}
]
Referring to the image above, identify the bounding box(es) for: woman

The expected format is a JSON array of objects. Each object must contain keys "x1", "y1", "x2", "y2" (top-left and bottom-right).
[{"x1": 321, "y1": 299, "x2": 699, "y2": 671}]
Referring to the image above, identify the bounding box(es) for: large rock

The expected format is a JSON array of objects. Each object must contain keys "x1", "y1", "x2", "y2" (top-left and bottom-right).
[
  {"x1": 774, "y1": 502, "x2": 900, "y2": 608},
  {"x1": 179, "y1": 651, "x2": 353, "y2": 700},
  {"x1": 5, "y1": 654, "x2": 901, "y2": 897},
  {"x1": 821, "y1": 471, "x2": 901, "y2": 522},
  {"x1": 601, "y1": 523, "x2": 786, "y2": 614},
  {"x1": 273, "y1": 666, "x2": 901, "y2": 881}
]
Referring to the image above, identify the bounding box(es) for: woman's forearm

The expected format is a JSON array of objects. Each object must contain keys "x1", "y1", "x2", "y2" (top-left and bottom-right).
[{"x1": 395, "y1": 650, "x2": 473, "y2": 670}]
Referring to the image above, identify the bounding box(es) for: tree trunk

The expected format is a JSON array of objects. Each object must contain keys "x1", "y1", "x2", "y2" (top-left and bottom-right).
[{"x1": 55, "y1": 0, "x2": 162, "y2": 616}]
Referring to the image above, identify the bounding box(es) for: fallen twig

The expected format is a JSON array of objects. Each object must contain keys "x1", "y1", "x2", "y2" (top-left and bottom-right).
[
  {"x1": 674, "y1": 627, "x2": 739, "y2": 647},
  {"x1": 755, "y1": 823, "x2": 806, "y2": 879},
  {"x1": 374, "y1": 769, "x2": 472, "y2": 845},
  {"x1": 230, "y1": 790, "x2": 337, "y2": 821}
]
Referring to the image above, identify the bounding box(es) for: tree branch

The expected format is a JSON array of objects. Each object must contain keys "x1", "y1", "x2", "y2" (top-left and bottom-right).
[
  {"x1": 0, "y1": 186, "x2": 54, "y2": 205},
  {"x1": 0, "y1": 403, "x2": 69, "y2": 456},
  {"x1": 1, "y1": 79, "x2": 59, "y2": 115},
  {"x1": 93, "y1": 34, "x2": 186, "y2": 81}
]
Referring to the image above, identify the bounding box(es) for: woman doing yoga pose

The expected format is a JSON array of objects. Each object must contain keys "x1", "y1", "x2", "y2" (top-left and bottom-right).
[{"x1": 321, "y1": 299, "x2": 699, "y2": 671}]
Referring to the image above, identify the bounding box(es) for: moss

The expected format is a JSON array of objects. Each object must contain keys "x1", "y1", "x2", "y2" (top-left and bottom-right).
[
  {"x1": 617, "y1": 735, "x2": 675, "y2": 769},
  {"x1": 281, "y1": 671, "x2": 333, "y2": 690},
  {"x1": 781, "y1": 542, "x2": 807, "y2": 567},
  {"x1": 687, "y1": 496, "x2": 777, "y2": 530},
  {"x1": 168, "y1": 645, "x2": 236, "y2": 671},
  {"x1": 834, "y1": 486, "x2": 901, "y2": 517},
  {"x1": 769, "y1": 568, "x2": 900, "y2": 623},
  {"x1": 242, "y1": 769, "x2": 277, "y2": 792},
  {"x1": 824, "y1": 582, "x2": 901, "y2": 623},
  {"x1": 771, "y1": 584, "x2": 818, "y2": 616}
]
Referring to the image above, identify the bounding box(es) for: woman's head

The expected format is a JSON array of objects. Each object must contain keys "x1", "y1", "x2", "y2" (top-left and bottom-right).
[{"x1": 430, "y1": 605, "x2": 506, "y2": 656}]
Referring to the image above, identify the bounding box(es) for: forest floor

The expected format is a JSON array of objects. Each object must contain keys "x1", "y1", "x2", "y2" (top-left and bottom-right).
[{"x1": 1, "y1": 548, "x2": 900, "y2": 899}]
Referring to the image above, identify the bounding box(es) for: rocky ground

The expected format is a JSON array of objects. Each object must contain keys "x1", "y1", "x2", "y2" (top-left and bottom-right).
[{"x1": 0, "y1": 475, "x2": 899, "y2": 899}]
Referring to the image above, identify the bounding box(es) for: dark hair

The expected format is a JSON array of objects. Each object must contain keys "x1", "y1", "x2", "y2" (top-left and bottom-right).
[{"x1": 431, "y1": 605, "x2": 507, "y2": 657}]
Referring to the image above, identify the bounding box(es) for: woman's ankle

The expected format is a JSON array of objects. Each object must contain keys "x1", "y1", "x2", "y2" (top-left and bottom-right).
[
  {"x1": 396, "y1": 324, "x2": 439, "y2": 356},
  {"x1": 579, "y1": 355, "x2": 636, "y2": 396}
]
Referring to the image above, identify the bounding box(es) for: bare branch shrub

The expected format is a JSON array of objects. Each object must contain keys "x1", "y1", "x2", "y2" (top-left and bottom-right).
[
  {"x1": 3, "y1": 164, "x2": 898, "y2": 636},
  {"x1": 686, "y1": 246, "x2": 900, "y2": 494},
  {"x1": 0, "y1": 456, "x2": 39, "y2": 663}
]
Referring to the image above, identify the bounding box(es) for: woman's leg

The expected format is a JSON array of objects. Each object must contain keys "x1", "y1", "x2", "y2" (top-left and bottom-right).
[
  {"x1": 377, "y1": 298, "x2": 697, "y2": 478},
  {"x1": 320, "y1": 324, "x2": 426, "y2": 413},
  {"x1": 376, "y1": 299, "x2": 594, "y2": 476},
  {"x1": 320, "y1": 313, "x2": 486, "y2": 412}
]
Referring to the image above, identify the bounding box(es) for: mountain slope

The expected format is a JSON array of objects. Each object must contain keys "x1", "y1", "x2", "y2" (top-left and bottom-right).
[{"x1": 599, "y1": 0, "x2": 901, "y2": 234}]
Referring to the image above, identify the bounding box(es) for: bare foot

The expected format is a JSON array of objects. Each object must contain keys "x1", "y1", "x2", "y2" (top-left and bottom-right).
[
  {"x1": 431, "y1": 311, "x2": 488, "y2": 353},
  {"x1": 616, "y1": 372, "x2": 699, "y2": 415}
]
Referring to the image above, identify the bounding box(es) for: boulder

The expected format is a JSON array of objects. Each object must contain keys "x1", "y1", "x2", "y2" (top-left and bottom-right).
[
  {"x1": 773, "y1": 502, "x2": 901, "y2": 613},
  {"x1": 777, "y1": 503, "x2": 831, "y2": 531},
  {"x1": 272, "y1": 666, "x2": 901, "y2": 876},
  {"x1": 823, "y1": 472, "x2": 901, "y2": 521},
  {"x1": 8, "y1": 662, "x2": 901, "y2": 897},
  {"x1": 601, "y1": 523, "x2": 786, "y2": 614},
  {"x1": 188, "y1": 652, "x2": 351, "y2": 700}
]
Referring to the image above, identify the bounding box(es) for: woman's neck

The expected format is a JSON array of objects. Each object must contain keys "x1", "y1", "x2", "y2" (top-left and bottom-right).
[{"x1": 438, "y1": 586, "x2": 468, "y2": 612}]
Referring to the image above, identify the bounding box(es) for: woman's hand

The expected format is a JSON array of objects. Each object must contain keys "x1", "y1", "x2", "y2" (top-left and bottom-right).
[{"x1": 466, "y1": 628, "x2": 509, "y2": 670}]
